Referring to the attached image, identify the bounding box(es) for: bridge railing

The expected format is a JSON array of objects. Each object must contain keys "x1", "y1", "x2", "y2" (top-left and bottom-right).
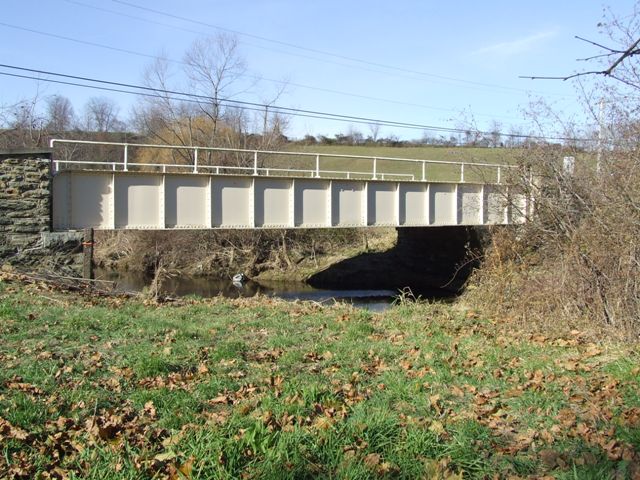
[{"x1": 49, "y1": 139, "x2": 519, "y2": 184}]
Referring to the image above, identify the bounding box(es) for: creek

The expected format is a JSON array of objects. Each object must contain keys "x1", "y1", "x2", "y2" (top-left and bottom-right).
[{"x1": 95, "y1": 268, "x2": 455, "y2": 311}]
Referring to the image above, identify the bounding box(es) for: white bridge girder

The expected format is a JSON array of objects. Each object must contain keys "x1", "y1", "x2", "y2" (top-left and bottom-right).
[{"x1": 52, "y1": 171, "x2": 526, "y2": 230}]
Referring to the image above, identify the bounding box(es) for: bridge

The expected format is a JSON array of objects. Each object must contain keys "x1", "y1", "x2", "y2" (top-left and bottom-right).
[{"x1": 49, "y1": 139, "x2": 529, "y2": 231}]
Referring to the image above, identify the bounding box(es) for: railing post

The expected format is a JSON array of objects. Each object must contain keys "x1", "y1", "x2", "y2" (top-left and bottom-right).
[
  {"x1": 315, "y1": 154, "x2": 320, "y2": 178},
  {"x1": 497, "y1": 166, "x2": 502, "y2": 184},
  {"x1": 193, "y1": 148, "x2": 198, "y2": 174},
  {"x1": 422, "y1": 161, "x2": 426, "y2": 181},
  {"x1": 253, "y1": 151, "x2": 258, "y2": 176},
  {"x1": 123, "y1": 144, "x2": 129, "y2": 172},
  {"x1": 372, "y1": 157, "x2": 377, "y2": 180},
  {"x1": 460, "y1": 164, "x2": 465, "y2": 183}
]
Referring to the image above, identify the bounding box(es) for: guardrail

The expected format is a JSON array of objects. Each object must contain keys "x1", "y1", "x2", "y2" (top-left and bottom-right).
[{"x1": 49, "y1": 139, "x2": 518, "y2": 183}]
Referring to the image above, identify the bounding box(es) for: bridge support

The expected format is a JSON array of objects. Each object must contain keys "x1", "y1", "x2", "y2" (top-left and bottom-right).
[{"x1": 83, "y1": 228, "x2": 94, "y2": 280}]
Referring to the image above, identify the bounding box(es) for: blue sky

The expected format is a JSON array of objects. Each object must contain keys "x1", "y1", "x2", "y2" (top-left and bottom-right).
[{"x1": 1, "y1": 0, "x2": 636, "y2": 140}]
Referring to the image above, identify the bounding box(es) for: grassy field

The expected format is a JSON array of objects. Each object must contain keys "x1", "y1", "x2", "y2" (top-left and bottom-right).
[
  {"x1": 257, "y1": 145, "x2": 522, "y2": 184},
  {"x1": 1, "y1": 274, "x2": 639, "y2": 479},
  {"x1": 290, "y1": 145, "x2": 519, "y2": 163}
]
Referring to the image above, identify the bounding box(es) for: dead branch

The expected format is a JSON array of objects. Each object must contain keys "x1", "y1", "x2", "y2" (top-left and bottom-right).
[{"x1": 520, "y1": 36, "x2": 640, "y2": 88}]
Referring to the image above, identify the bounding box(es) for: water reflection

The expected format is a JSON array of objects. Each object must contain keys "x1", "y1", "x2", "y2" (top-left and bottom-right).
[{"x1": 95, "y1": 269, "x2": 397, "y2": 311}]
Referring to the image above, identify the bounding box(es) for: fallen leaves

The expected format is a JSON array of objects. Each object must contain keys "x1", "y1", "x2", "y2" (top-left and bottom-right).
[
  {"x1": 4, "y1": 377, "x2": 44, "y2": 396},
  {"x1": 0, "y1": 417, "x2": 30, "y2": 441},
  {"x1": 1, "y1": 274, "x2": 639, "y2": 479}
]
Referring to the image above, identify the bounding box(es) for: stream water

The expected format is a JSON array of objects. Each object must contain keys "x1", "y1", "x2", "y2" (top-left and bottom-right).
[{"x1": 95, "y1": 269, "x2": 412, "y2": 311}]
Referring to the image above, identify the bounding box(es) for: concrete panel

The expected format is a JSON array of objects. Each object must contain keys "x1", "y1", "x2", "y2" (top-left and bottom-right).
[
  {"x1": 294, "y1": 179, "x2": 329, "y2": 227},
  {"x1": 165, "y1": 175, "x2": 208, "y2": 228},
  {"x1": 399, "y1": 183, "x2": 427, "y2": 226},
  {"x1": 51, "y1": 171, "x2": 522, "y2": 230},
  {"x1": 485, "y1": 186, "x2": 507, "y2": 224},
  {"x1": 457, "y1": 184, "x2": 482, "y2": 225},
  {"x1": 114, "y1": 175, "x2": 161, "y2": 228},
  {"x1": 212, "y1": 177, "x2": 252, "y2": 227},
  {"x1": 70, "y1": 173, "x2": 112, "y2": 229},
  {"x1": 367, "y1": 182, "x2": 397, "y2": 226},
  {"x1": 52, "y1": 173, "x2": 70, "y2": 230},
  {"x1": 509, "y1": 189, "x2": 528, "y2": 224},
  {"x1": 429, "y1": 184, "x2": 456, "y2": 225},
  {"x1": 255, "y1": 178, "x2": 291, "y2": 228},
  {"x1": 332, "y1": 181, "x2": 364, "y2": 226}
]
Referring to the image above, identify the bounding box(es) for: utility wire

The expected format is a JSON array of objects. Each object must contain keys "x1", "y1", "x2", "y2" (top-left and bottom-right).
[
  {"x1": 0, "y1": 70, "x2": 474, "y2": 134},
  {"x1": 0, "y1": 63, "x2": 592, "y2": 142},
  {"x1": 0, "y1": 21, "x2": 170, "y2": 65},
  {"x1": 0, "y1": 16, "x2": 573, "y2": 103},
  {"x1": 0, "y1": 68, "x2": 462, "y2": 133},
  {"x1": 111, "y1": 0, "x2": 572, "y2": 98},
  {"x1": 0, "y1": 19, "x2": 546, "y2": 122},
  {"x1": 56, "y1": 0, "x2": 574, "y2": 98}
]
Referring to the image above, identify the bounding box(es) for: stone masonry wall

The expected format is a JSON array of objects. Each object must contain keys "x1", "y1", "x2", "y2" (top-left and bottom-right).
[
  {"x1": 0, "y1": 150, "x2": 82, "y2": 273},
  {"x1": 0, "y1": 151, "x2": 52, "y2": 259}
]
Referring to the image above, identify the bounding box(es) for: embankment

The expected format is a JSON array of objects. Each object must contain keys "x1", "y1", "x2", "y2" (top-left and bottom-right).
[{"x1": 95, "y1": 226, "x2": 491, "y2": 293}]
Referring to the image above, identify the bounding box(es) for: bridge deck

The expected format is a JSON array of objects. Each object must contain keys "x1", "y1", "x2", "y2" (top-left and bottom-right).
[
  {"x1": 52, "y1": 170, "x2": 526, "y2": 230},
  {"x1": 49, "y1": 139, "x2": 528, "y2": 231}
]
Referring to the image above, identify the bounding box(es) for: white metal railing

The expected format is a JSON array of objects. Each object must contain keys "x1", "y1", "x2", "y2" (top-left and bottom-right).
[{"x1": 49, "y1": 139, "x2": 518, "y2": 183}]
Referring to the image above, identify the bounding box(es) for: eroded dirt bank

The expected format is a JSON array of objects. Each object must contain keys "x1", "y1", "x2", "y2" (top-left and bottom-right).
[{"x1": 94, "y1": 227, "x2": 491, "y2": 294}]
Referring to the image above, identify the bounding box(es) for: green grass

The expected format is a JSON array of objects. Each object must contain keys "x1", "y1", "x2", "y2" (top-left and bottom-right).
[
  {"x1": 0, "y1": 276, "x2": 639, "y2": 479},
  {"x1": 256, "y1": 145, "x2": 522, "y2": 183}
]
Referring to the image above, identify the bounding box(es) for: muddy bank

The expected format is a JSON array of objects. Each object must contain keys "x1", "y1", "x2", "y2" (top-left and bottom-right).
[
  {"x1": 94, "y1": 228, "x2": 396, "y2": 281},
  {"x1": 93, "y1": 227, "x2": 492, "y2": 295},
  {"x1": 307, "y1": 226, "x2": 493, "y2": 294}
]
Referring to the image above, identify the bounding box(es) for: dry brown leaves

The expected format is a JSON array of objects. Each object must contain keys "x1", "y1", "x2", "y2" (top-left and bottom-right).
[{"x1": 0, "y1": 400, "x2": 203, "y2": 479}]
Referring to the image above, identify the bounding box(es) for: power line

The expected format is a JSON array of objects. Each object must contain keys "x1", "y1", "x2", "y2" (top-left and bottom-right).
[
  {"x1": 0, "y1": 21, "x2": 186, "y2": 68},
  {"x1": 258, "y1": 76, "x2": 528, "y2": 122},
  {"x1": 0, "y1": 70, "x2": 469, "y2": 134},
  {"x1": 0, "y1": 67, "x2": 459, "y2": 133},
  {"x1": 0, "y1": 21, "x2": 172, "y2": 65},
  {"x1": 56, "y1": 0, "x2": 573, "y2": 98},
  {"x1": 0, "y1": 19, "x2": 544, "y2": 123},
  {"x1": 1, "y1": 14, "x2": 574, "y2": 103},
  {"x1": 0, "y1": 63, "x2": 591, "y2": 142},
  {"x1": 111, "y1": 0, "x2": 573, "y2": 98},
  {"x1": 57, "y1": 0, "x2": 544, "y2": 117}
]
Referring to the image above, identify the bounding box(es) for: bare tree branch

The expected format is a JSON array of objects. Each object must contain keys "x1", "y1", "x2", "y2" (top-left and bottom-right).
[
  {"x1": 521, "y1": 36, "x2": 640, "y2": 90},
  {"x1": 574, "y1": 35, "x2": 623, "y2": 53}
]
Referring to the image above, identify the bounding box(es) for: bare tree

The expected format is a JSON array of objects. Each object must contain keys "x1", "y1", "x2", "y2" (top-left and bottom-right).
[
  {"x1": 46, "y1": 95, "x2": 76, "y2": 132},
  {"x1": 468, "y1": 3, "x2": 640, "y2": 337},
  {"x1": 183, "y1": 34, "x2": 248, "y2": 143},
  {"x1": 134, "y1": 34, "x2": 250, "y2": 164},
  {"x1": 133, "y1": 33, "x2": 290, "y2": 167},
  {"x1": 84, "y1": 97, "x2": 125, "y2": 132},
  {"x1": 368, "y1": 122, "x2": 381, "y2": 142},
  {"x1": 488, "y1": 120, "x2": 502, "y2": 147},
  {"x1": 0, "y1": 91, "x2": 47, "y2": 148},
  {"x1": 455, "y1": 109, "x2": 482, "y2": 146},
  {"x1": 346, "y1": 125, "x2": 364, "y2": 145},
  {"x1": 256, "y1": 78, "x2": 290, "y2": 151},
  {"x1": 521, "y1": 5, "x2": 640, "y2": 96}
]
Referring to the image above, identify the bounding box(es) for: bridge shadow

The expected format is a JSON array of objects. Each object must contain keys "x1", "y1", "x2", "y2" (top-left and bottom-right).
[{"x1": 307, "y1": 226, "x2": 492, "y2": 297}]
